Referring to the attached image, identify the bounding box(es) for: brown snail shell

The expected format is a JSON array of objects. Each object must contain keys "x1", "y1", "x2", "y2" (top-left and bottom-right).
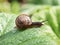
[{"x1": 15, "y1": 14, "x2": 32, "y2": 28}]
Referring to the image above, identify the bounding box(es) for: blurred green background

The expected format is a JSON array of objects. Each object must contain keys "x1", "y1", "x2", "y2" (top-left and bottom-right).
[{"x1": 0, "y1": 0, "x2": 60, "y2": 14}]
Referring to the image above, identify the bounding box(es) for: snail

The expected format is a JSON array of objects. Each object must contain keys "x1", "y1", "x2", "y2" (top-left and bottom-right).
[{"x1": 15, "y1": 14, "x2": 45, "y2": 29}]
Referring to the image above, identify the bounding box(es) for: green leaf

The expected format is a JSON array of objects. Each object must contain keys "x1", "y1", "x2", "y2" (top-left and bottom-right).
[
  {"x1": 0, "y1": 12, "x2": 58, "y2": 45},
  {"x1": 46, "y1": 9, "x2": 58, "y2": 31},
  {"x1": 56, "y1": 8, "x2": 60, "y2": 31},
  {"x1": 46, "y1": 7, "x2": 60, "y2": 38},
  {"x1": 0, "y1": 13, "x2": 17, "y2": 36},
  {"x1": 0, "y1": 27, "x2": 57, "y2": 45},
  {"x1": 55, "y1": 8, "x2": 60, "y2": 38}
]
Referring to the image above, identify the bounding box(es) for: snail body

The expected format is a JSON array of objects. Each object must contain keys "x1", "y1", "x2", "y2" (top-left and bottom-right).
[{"x1": 15, "y1": 14, "x2": 44, "y2": 29}]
